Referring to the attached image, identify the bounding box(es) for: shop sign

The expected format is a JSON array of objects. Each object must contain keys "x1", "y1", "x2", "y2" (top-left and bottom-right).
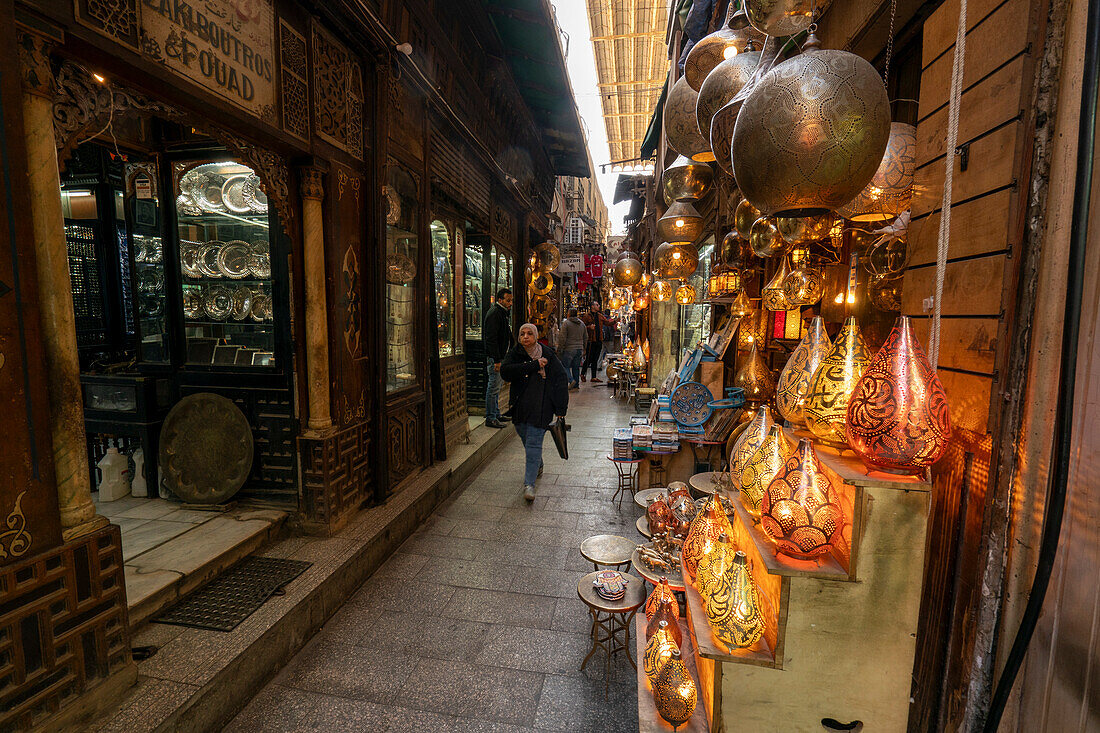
[
  {"x1": 559, "y1": 253, "x2": 584, "y2": 272},
  {"x1": 140, "y1": 0, "x2": 277, "y2": 121}
]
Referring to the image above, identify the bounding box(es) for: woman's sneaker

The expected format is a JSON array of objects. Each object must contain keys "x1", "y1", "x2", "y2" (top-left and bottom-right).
[{"x1": 524, "y1": 485, "x2": 536, "y2": 501}]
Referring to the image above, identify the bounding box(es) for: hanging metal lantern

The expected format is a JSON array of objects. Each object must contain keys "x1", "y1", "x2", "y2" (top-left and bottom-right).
[
  {"x1": 684, "y1": 3, "x2": 763, "y2": 90},
  {"x1": 777, "y1": 214, "x2": 833, "y2": 244},
  {"x1": 734, "y1": 199, "x2": 761, "y2": 240},
  {"x1": 665, "y1": 76, "x2": 714, "y2": 162},
  {"x1": 733, "y1": 342, "x2": 775, "y2": 405},
  {"x1": 613, "y1": 253, "x2": 643, "y2": 286},
  {"x1": 710, "y1": 101, "x2": 740, "y2": 178},
  {"x1": 662, "y1": 155, "x2": 714, "y2": 204},
  {"x1": 776, "y1": 316, "x2": 832, "y2": 427},
  {"x1": 657, "y1": 200, "x2": 705, "y2": 243},
  {"x1": 744, "y1": 0, "x2": 815, "y2": 38},
  {"x1": 676, "y1": 283, "x2": 697, "y2": 305},
  {"x1": 783, "y1": 265, "x2": 825, "y2": 306},
  {"x1": 761, "y1": 257, "x2": 794, "y2": 311},
  {"x1": 730, "y1": 289, "x2": 754, "y2": 317},
  {"x1": 731, "y1": 35, "x2": 891, "y2": 217},
  {"x1": 721, "y1": 229, "x2": 754, "y2": 269},
  {"x1": 868, "y1": 274, "x2": 903, "y2": 311},
  {"x1": 650, "y1": 279, "x2": 674, "y2": 302},
  {"x1": 837, "y1": 123, "x2": 917, "y2": 222},
  {"x1": 657, "y1": 243, "x2": 700, "y2": 279},
  {"x1": 633, "y1": 292, "x2": 650, "y2": 311},
  {"x1": 697, "y1": 43, "x2": 762, "y2": 143},
  {"x1": 750, "y1": 217, "x2": 789, "y2": 258},
  {"x1": 633, "y1": 271, "x2": 651, "y2": 295}
]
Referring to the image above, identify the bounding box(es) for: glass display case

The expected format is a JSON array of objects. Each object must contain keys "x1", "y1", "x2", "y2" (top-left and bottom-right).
[
  {"x1": 464, "y1": 240, "x2": 484, "y2": 339},
  {"x1": 174, "y1": 159, "x2": 276, "y2": 367},
  {"x1": 129, "y1": 163, "x2": 169, "y2": 363},
  {"x1": 489, "y1": 244, "x2": 514, "y2": 308},
  {"x1": 680, "y1": 240, "x2": 715, "y2": 350},
  {"x1": 386, "y1": 163, "x2": 419, "y2": 391},
  {"x1": 431, "y1": 218, "x2": 456, "y2": 356}
]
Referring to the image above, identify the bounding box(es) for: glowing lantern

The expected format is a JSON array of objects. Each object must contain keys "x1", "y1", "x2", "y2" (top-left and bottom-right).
[
  {"x1": 681, "y1": 496, "x2": 734, "y2": 581},
  {"x1": 761, "y1": 439, "x2": 845, "y2": 559},
  {"x1": 739, "y1": 423, "x2": 795, "y2": 518},
  {"x1": 665, "y1": 76, "x2": 713, "y2": 162},
  {"x1": 775, "y1": 316, "x2": 832, "y2": 427},
  {"x1": 644, "y1": 620, "x2": 679, "y2": 685},
  {"x1": 657, "y1": 243, "x2": 700, "y2": 279},
  {"x1": 647, "y1": 594, "x2": 683, "y2": 648},
  {"x1": 658, "y1": 200, "x2": 706, "y2": 243},
  {"x1": 837, "y1": 123, "x2": 917, "y2": 222},
  {"x1": 675, "y1": 283, "x2": 697, "y2": 305},
  {"x1": 750, "y1": 217, "x2": 789, "y2": 258},
  {"x1": 645, "y1": 576, "x2": 678, "y2": 620},
  {"x1": 703, "y1": 546, "x2": 765, "y2": 649},
  {"x1": 803, "y1": 316, "x2": 872, "y2": 444},
  {"x1": 761, "y1": 257, "x2": 794, "y2": 311},
  {"x1": 734, "y1": 199, "x2": 761, "y2": 239},
  {"x1": 614, "y1": 253, "x2": 643, "y2": 286},
  {"x1": 654, "y1": 649, "x2": 697, "y2": 729},
  {"x1": 732, "y1": 342, "x2": 775, "y2": 405},
  {"x1": 650, "y1": 279, "x2": 675, "y2": 302},
  {"x1": 662, "y1": 154, "x2": 714, "y2": 204},
  {"x1": 730, "y1": 289, "x2": 754, "y2": 317},
  {"x1": 729, "y1": 404, "x2": 774, "y2": 485}
]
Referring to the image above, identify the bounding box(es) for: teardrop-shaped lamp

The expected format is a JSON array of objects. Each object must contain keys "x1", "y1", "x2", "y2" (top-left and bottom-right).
[
  {"x1": 681, "y1": 495, "x2": 734, "y2": 582},
  {"x1": 729, "y1": 404, "x2": 774, "y2": 485},
  {"x1": 733, "y1": 342, "x2": 775, "y2": 405},
  {"x1": 775, "y1": 316, "x2": 832, "y2": 427},
  {"x1": 703, "y1": 547, "x2": 765, "y2": 649},
  {"x1": 761, "y1": 439, "x2": 845, "y2": 559},
  {"x1": 803, "y1": 316, "x2": 872, "y2": 444},
  {"x1": 761, "y1": 257, "x2": 794, "y2": 311},
  {"x1": 654, "y1": 649, "x2": 697, "y2": 729}
]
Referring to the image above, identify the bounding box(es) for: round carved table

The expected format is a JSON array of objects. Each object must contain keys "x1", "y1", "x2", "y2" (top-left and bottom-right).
[
  {"x1": 577, "y1": 571, "x2": 646, "y2": 697},
  {"x1": 580, "y1": 534, "x2": 636, "y2": 571}
]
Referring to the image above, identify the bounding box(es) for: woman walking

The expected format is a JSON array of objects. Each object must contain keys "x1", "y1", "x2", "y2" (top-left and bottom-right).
[{"x1": 501, "y1": 323, "x2": 569, "y2": 501}]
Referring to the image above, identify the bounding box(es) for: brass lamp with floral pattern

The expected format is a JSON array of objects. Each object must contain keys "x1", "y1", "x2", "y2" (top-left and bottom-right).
[
  {"x1": 682, "y1": 495, "x2": 735, "y2": 582},
  {"x1": 732, "y1": 343, "x2": 775, "y2": 405},
  {"x1": 761, "y1": 439, "x2": 845, "y2": 560},
  {"x1": 803, "y1": 316, "x2": 872, "y2": 444},
  {"x1": 776, "y1": 316, "x2": 832, "y2": 427},
  {"x1": 703, "y1": 545, "x2": 765, "y2": 649},
  {"x1": 654, "y1": 649, "x2": 697, "y2": 730},
  {"x1": 739, "y1": 424, "x2": 795, "y2": 518},
  {"x1": 644, "y1": 620, "x2": 680, "y2": 685},
  {"x1": 728, "y1": 404, "x2": 774, "y2": 485}
]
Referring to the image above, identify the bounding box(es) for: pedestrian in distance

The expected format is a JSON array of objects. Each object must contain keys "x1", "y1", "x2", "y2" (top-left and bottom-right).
[
  {"x1": 483, "y1": 288, "x2": 514, "y2": 428},
  {"x1": 580, "y1": 305, "x2": 602, "y2": 384},
  {"x1": 558, "y1": 308, "x2": 587, "y2": 389},
  {"x1": 501, "y1": 323, "x2": 569, "y2": 501}
]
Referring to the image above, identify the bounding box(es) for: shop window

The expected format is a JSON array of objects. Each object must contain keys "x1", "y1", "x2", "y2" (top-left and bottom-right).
[
  {"x1": 431, "y1": 218, "x2": 457, "y2": 357},
  {"x1": 385, "y1": 164, "x2": 420, "y2": 391},
  {"x1": 464, "y1": 237, "x2": 484, "y2": 339},
  {"x1": 679, "y1": 240, "x2": 715, "y2": 352},
  {"x1": 174, "y1": 159, "x2": 276, "y2": 367},
  {"x1": 489, "y1": 243, "x2": 514, "y2": 322}
]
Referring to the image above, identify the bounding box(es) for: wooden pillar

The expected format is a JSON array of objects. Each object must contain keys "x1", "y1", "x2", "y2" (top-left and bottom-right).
[
  {"x1": 299, "y1": 167, "x2": 332, "y2": 433},
  {"x1": 18, "y1": 29, "x2": 106, "y2": 541}
]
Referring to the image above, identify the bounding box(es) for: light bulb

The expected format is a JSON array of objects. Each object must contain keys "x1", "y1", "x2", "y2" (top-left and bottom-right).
[
  {"x1": 675, "y1": 218, "x2": 685, "y2": 227},
  {"x1": 93, "y1": 73, "x2": 106, "y2": 83},
  {"x1": 847, "y1": 292, "x2": 855, "y2": 304},
  {"x1": 723, "y1": 46, "x2": 737, "y2": 60},
  {"x1": 834, "y1": 293, "x2": 844, "y2": 304},
  {"x1": 672, "y1": 251, "x2": 682, "y2": 259}
]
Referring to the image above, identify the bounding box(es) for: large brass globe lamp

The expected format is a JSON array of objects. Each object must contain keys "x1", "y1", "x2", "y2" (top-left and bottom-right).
[
  {"x1": 613, "y1": 253, "x2": 643, "y2": 287},
  {"x1": 684, "y1": 4, "x2": 764, "y2": 90},
  {"x1": 662, "y1": 155, "x2": 714, "y2": 204},
  {"x1": 744, "y1": 0, "x2": 815, "y2": 37},
  {"x1": 734, "y1": 199, "x2": 761, "y2": 239},
  {"x1": 657, "y1": 200, "x2": 705, "y2": 243},
  {"x1": 697, "y1": 43, "x2": 762, "y2": 139},
  {"x1": 656, "y1": 243, "x2": 700, "y2": 279},
  {"x1": 731, "y1": 36, "x2": 891, "y2": 217},
  {"x1": 665, "y1": 76, "x2": 714, "y2": 162},
  {"x1": 650, "y1": 279, "x2": 675, "y2": 302},
  {"x1": 676, "y1": 283, "x2": 698, "y2": 305},
  {"x1": 837, "y1": 122, "x2": 917, "y2": 221}
]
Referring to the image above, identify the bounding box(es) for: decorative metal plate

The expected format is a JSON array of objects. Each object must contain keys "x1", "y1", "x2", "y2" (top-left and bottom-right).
[
  {"x1": 670, "y1": 381, "x2": 714, "y2": 427},
  {"x1": 533, "y1": 241, "x2": 561, "y2": 271},
  {"x1": 195, "y1": 172, "x2": 226, "y2": 212},
  {"x1": 202, "y1": 285, "x2": 232, "y2": 320},
  {"x1": 230, "y1": 285, "x2": 253, "y2": 321},
  {"x1": 221, "y1": 175, "x2": 251, "y2": 213},
  {"x1": 217, "y1": 241, "x2": 252, "y2": 278},
  {"x1": 242, "y1": 174, "x2": 268, "y2": 213},
  {"x1": 530, "y1": 272, "x2": 553, "y2": 295},
  {"x1": 197, "y1": 241, "x2": 224, "y2": 278},
  {"x1": 248, "y1": 241, "x2": 271, "y2": 278},
  {"x1": 383, "y1": 185, "x2": 401, "y2": 225},
  {"x1": 159, "y1": 393, "x2": 253, "y2": 504},
  {"x1": 176, "y1": 193, "x2": 202, "y2": 217},
  {"x1": 180, "y1": 241, "x2": 203, "y2": 279},
  {"x1": 250, "y1": 294, "x2": 272, "y2": 322}
]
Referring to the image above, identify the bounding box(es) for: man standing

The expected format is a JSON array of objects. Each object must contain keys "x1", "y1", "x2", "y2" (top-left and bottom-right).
[
  {"x1": 483, "y1": 288, "x2": 514, "y2": 428},
  {"x1": 558, "y1": 308, "x2": 587, "y2": 389}
]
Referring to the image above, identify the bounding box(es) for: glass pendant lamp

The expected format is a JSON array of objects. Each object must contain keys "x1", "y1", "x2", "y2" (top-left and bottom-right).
[
  {"x1": 644, "y1": 620, "x2": 680, "y2": 685},
  {"x1": 750, "y1": 217, "x2": 790, "y2": 258},
  {"x1": 730, "y1": 289, "x2": 754, "y2": 317},
  {"x1": 632, "y1": 292, "x2": 650, "y2": 312},
  {"x1": 650, "y1": 279, "x2": 675, "y2": 302},
  {"x1": 734, "y1": 199, "x2": 761, "y2": 239},
  {"x1": 739, "y1": 424, "x2": 794, "y2": 518},
  {"x1": 775, "y1": 316, "x2": 832, "y2": 427},
  {"x1": 761, "y1": 256, "x2": 794, "y2": 311},
  {"x1": 647, "y1": 594, "x2": 683, "y2": 648},
  {"x1": 761, "y1": 439, "x2": 844, "y2": 559},
  {"x1": 682, "y1": 495, "x2": 735, "y2": 582},
  {"x1": 783, "y1": 264, "x2": 825, "y2": 306},
  {"x1": 732, "y1": 342, "x2": 775, "y2": 405},
  {"x1": 728, "y1": 405, "x2": 774, "y2": 485},
  {"x1": 646, "y1": 576, "x2": 678, "y2": 620},
  {"x1": 846, "y1": 316, "x2": 952, "y2": 473},
  {"x1": 803, "y1": 316, "x2": 872, "y2": 444},
  {"x1": 703, "y1": 546, "x2": 765, "y2": 649},
  {"x1": 655, "y1": 649, "x2": 698, "y2": 730}
]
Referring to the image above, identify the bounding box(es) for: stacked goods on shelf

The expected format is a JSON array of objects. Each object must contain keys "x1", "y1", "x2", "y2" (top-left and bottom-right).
[
  {"x1": 653, "y1": 421, "x2": 680, "y2": 451},
  {"x1": 613, "y1": 428, "x2": 635, "y2": 460},
  {"x1": 632, "y1": 423, "x2": 654, "y2": 449}
]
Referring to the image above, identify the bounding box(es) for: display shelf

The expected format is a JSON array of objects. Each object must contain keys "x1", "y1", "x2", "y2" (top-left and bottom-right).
[
  {"x1": 680, "y1": 559, "x2": 778, "y2": 669},
  {"x1": 183, "y1": 320, "x2": 273, "y2": 327},
  {"x1": 634, "y1": 616, "x2": 710, "y2": 732},
  {"x1": 727, "y1": 492, "x2": 851, "y2": 581},
  {"x1": 181, "y1": 277, "x2": 271, "y2": 285}
]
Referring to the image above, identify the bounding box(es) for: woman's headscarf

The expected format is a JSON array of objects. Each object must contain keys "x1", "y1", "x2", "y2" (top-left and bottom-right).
[{"x1": 520, "y1": 323, "x2": 545, "y2": 376}]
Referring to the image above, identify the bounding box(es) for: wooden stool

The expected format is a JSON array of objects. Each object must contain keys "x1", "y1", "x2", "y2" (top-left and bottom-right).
[
  {"x1": 580, "y1": 534, "x2": 636, "y2": 571},
  {"x1": 577, "y1": 571, "x2": 645, "y2": 697}
]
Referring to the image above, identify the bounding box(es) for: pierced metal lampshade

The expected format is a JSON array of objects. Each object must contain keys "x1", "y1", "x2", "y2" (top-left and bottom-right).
[
  {"x1": 647, "y1": 594, "x2": 683, "y2": 648},
  {"x1": 684, "y1": 3, "x2": 763, "y2": 90},
  {"x1": 696, "y1": 531, "x2": 734, "y2": 600},
  {"x1": 777, "y1": 214, "x2": 834, "y2": 244},
  {"x1": 650, "y1": 279, "x2": 675, "y2": 302},
  {"x1": 658, "y1": 200, "x2": 706, "y2": 243},
  {"x1": 721, "y1": 230, "x2": 754, "y2": 269},
  {"x1": 730, "y1": 289, "x2": 754, "y2": 317},
  {"x1": 739, "y1": 423, "x2": 794, "y2": 518},
  {"x1": 633, "y1": 271, "x2": 651, "y2": 294},
  {"x1": 733, "y1": 342, "x2": 775, "y2": 405},
  {"x1": 646, "y1": 576, "x2": 678, "y2": 620},
  {"x1": 776, "y1": 316, "x2": 832, "y2": 427},
  {"x1": 734, "y1": 199, "x2": 761, "y2": 239},
  {"x1": 868, "y1": 275, "x2": 902, "y2": 311},
  {"x1": 632, "y1": 292, "x2": 650, "y2": 311},
  {"x1": 762, "y1": 439, "x2": 845, "y2": 560},
  {"x1": 761, "y1": 257, "x2": 794, "y2": 311},
  {"x1": 657, "y1": 243, "x2": 700, "y2": 279},
  {"x1": 731, "y1": 36, "x2": 891, "y2": 217},
  {"x1": 702, "y1": 548, "x2": 765, "y2": 650},
  {"x1": 711, "y1": 101, "x2": 739, "y2": 178},
  {"x1": 803, "y1": 316, "x2": 872, "y2": 444},
  {"x1": 697, "y1": 44, "x2": 762, "y2": 143},
  {"x1": 682, "y1": 496, "x2": 734, "y2": 582},
  {"x1": 783, "y1": 265, "x2": 825, "y2": 306},
  {"x1": 750, "y1": 217, "x2": 790, "y2": 258},
  {"x1": 846, "y1": 316, "x2": 952, "y2": 473},
  {"x1": 663, "y1": 155, "x2": 715, "y2": 204},
  {"x1": 837, "y1": 123, "x2": 917, "y2": 222},
  {"x1": 676, "y1": 283, "x2": 698, "y2": 304},
  {"x1": 613, "y1": 253, "x2": 643, "y2": 286},
  {"x1": 744, "y1": 0, "x2": 816, "y2": 37},
  {"x1": 644, "y1": 620, "x2": 680, "y2": 685},
  {"x1": 665, "y1": 76, "x2": 714, "y2": 162},
  {"x1": 654, "y1": 649, "x2": 697, "y2": 729},
  {"x1": 729, "y1": 404, "x2": 774, "y2": 485}
]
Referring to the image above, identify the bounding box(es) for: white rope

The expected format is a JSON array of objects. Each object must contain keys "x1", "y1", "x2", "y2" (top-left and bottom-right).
[{"x1": 930, "y1": 0, "x2": 968, "y2": 368}]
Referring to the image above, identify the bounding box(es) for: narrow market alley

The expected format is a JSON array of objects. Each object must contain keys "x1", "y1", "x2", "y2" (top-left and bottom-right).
[{"x1": 227, "y1": 382, "x2": 642, "y2": 732}]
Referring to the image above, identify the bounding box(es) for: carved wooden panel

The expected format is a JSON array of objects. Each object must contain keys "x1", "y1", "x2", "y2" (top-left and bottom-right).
[
  {"x1": 0, "y1": 525, "x2": 131, "y2": 730},
  {"x1": 491, "y1": 200, "x2": 515, "y2": 247},
  {"x1": 73, "y1": 0, "x2": 140, "y2": 50},
  {"x1": 311, "y1": 21, "x2": 363, "y2": 159},
  {"x1": 430, "y1": 120, "x2": 490, "y2": 224},
  {"x1": 386, "y1": 394, "x2": 426, "y2": 490},
  {"x1": 299, "y1": 421, "x2": 370, "y2": 532},
  {"x1": 441, "y1": 355, "x2": 468, "y2": 446},
  {"x1": 279, "y1": 20, "x2": 309, "y2": 142},
  {"x1": 329, "y1": 162, "x2": 368, "y2": 428}
]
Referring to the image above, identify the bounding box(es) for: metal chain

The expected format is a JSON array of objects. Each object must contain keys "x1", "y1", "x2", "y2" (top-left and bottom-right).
[{"x1": 884, "y1": 0, "x2": 898, "y2": 87}]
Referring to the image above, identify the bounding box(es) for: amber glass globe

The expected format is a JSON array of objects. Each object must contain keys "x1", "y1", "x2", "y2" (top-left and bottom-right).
[
  {"x1": 750, "y1": 217, "x2": 789, "y2": 258},
  {"x1": 761, "y1": 439, "x2": 845, "y2": 560}
]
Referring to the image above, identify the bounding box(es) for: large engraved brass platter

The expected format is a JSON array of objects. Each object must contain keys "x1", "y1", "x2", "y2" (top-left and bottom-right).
[{"x1": 159, "y1": 393, "x2": 254, "y2": 504}]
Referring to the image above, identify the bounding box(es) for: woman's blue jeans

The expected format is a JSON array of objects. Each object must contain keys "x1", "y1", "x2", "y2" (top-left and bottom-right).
[{"x1": 513, "y1": 422, "x2": 546, "y2": 486}]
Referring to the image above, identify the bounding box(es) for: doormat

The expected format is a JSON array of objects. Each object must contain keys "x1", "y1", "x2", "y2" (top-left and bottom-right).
[{"x1": 156, "y1": 557, "x2": 312, "y2": 632}]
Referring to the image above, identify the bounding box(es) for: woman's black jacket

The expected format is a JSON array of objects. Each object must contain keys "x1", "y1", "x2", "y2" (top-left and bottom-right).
[{"x1": 500, "y1": 343, "x2": 569, "y2": 429}]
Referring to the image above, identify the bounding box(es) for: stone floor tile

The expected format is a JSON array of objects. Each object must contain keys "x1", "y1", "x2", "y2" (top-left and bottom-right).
[
  {"x1": 474, "y1": 626, "x2": 592, "y2": 677},
  {"x1": 305, "y1": 695, "x2": 459, "y2": 732},
  {"x1": 351, "y1": 609, "x2": 492, "y2": 660},
  {"x1": 93, "y1": 677, "x2": 200, "y2": 733},
  {"x1": 442, "y1": 588, "x2": 555, "y2": 629},
  {"x1": 551, "y1": 596, "x2": 594, "y2": 634},
  {"x1": 510, "y1": 566, "x2": 583, "y2": 599},
  {"x1": 282, "y1": 639, "x2": 415, "y2": 703},
  {"x1": 446, "y1": 518, "x2": 510, "y2": 542},
  {"x1": 348, "y1": 578, "x2": 457, "y2": 613},
  {"x1": 371, "y1": 551, "x2": 432, "y2": 581},
  {"x1": 417, "y1": 556, "x2": 516, "y2": 592},
  {"x1": 532, "y1": 673, "x2": 638, "y2": 733},
  {"x1": 473, "y1": 540, "x2": 570, "y2": 570},
  {"x1": 399, "y1": 533, "x2": 485, "y2": 560},
  {"x1": 222, "y1": 684, "x2": 322, "y2": 733},
  {"x1": 396, "y1": 658, "x2": 544, "y2": 726}
]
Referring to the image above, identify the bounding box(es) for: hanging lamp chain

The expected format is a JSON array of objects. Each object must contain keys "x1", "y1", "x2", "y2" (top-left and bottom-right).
[{"x1": 884, "y1": 0, "x2": 898, "y2": 87}]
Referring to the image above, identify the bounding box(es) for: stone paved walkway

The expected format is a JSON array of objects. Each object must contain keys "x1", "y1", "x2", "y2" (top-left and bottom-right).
[{"x1": 227, "y1": 380, "x2": 642, "y2": 732}]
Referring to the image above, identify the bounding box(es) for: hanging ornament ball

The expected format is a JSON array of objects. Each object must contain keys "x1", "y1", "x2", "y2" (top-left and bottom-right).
[
  {"x1": 657, "y1": 243, "x2": 700, "y2": 280},
  {"x1": 663, "y1": 155, "x2": 715, "y2": 204},
  {"x1": 777, "y1": 214, "x2": 834, "y2": 244},
  {"x1": 665, "y1": 76, "x2": 714, "y2": 163},
  {"x1": 868, "y1": 275, "x2": 902, "y2": 311},
  {"x1": 837, "y1": 123, "x2": 917, "y2": 222},
  {"x1": 684, "y1": 7, "x2": 765, "y2": 90},
  {"x1": 676, "y1": 282, "x2": 698, "y2": 305},
  {"x1": 650, "y1": 279, "x2": 675, "y2": 302},
  {"x1": 750, "y1": 217, "x2": 790, "y2": 258},
  {"x1": 613, "y1": 254, "x2": 644, "y2": 287},
  {"x1": 697, "y1": 46, "x2": 763, "y2": 142},
  {"x1": 744, "y1": 0, "x2": 816, "y2": 38},
  {"x1": 734, "y1": 199, "x2": 762, "y2": 239},
  {"x1": 731, "y1": 37, "x2": 891, "y2": 218}
]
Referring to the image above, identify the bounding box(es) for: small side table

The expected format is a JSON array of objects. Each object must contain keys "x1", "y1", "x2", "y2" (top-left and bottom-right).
[
  {"x1": 630, "y1": 547, "x2": 686, "y2": 593},
  {"x1": 635, "y1": 515, "x2": 652, "y2": 539},
  {"x1": 580, "y1": 534, "x2": 636, "y2": 571},
  {"x1": 684, "y1": 437, "x2": 727, "y2": 474},
  {"x1": 578, "y1": 571, "x2": 646, "y2": 696},
  {"x1": 606, "y1": 454, "x2": 642, "y2": 508},
  {"x1": 636, "y1": 447, "x2": 678, "y2": 489},
  {"x1": 689, "y1": 471, "x2": 729, "y2": 497}
]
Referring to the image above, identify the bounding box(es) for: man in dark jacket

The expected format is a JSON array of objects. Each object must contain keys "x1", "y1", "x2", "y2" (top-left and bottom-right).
[{"x1": 483, "y1": 288, "x2": 514, "y2": 428}]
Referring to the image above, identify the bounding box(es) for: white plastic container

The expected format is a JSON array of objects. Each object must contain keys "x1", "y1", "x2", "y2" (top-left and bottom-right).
[
  {"x1": 97, "y1": 447, "x2": 131, "y2": 502},
  {"x1": 131, "y1": 448, "x2": 148, "y2": 498}
]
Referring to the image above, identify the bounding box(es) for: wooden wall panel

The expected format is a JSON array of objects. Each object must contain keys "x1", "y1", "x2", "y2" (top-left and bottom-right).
[
  {"x1": 921, "y1": 0, "x2": 1012, "y2": 60},
  {"x1": 910, "y1": 317, "x2": 999, "y2": 374},
  {"x1": 912, "y1": 122, "x2": 1020, "y2": 214},
  {"x1": 909, "y1": 189, "x2": 1012, "y2": 265},
  {"x1": 902, "y1": 255, "x2": 1008, "y2": 318}
]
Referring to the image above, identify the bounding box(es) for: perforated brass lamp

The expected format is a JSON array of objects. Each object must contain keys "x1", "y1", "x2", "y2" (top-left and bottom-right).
[
  {"x1": 658, "y1": 200, "x2": 705, "y2": 243},
  {"x1": 676, "y1": 283, "x2": 698, "y2": 305},
  {"x1": 837, "y1": 123, "x2": 917, "y2": 222},
  {"x1": 732, "y1": 343, "x2": 775, "y2": 405},
  {"x1": 684, "y1": 2, "x2": 759, "y2": 90},
  {"x1": 647, "y1": 594, "x2": 683, "y2": 648},
  {"x1": 613, "y1": 253, "x2": 643, "y2": 286},
  {"x1": 703, "y1": 546, "x2": 765, "y2": 650},
  {"x1": 682, "y1": 495, "x2": 734, "y2": 581},
  {"x1": 739, "y1": 424, "x2": 794, "y2": 518},
  {"x1": 730, "y1": 289, "x2": 754, "y2": 317},
  {"x1": 750, "y1": 217, "x2": 789, "y2": 258},
  {"x1": 846, "y1": 316, "x2": 953, "y2": 473},
  {"x1": 803, "y1": 316, "x2": 872, "y2": 444},
  {"x1": 729, "y1": 404, "x2": 774, "y2": 485},
  {"x1": 644, "y1": 620, "x2": 679, "y2": 685},
  {"x1": 646, "y1": 576, "x2": 678, "y2": 620},
  {"x1": 762, "y1": 439, "x2": 845, "y2": 560},
  {"x1": 656, "y1": 243, "x2": 700, "y2": 279},
  {"x1": 697, "y1": 41, "x2": 762, "y2": 136},
  {"x1": 654, "y1": 649, "x2": 697, "y2": 730},
  {"x1": 662, "y1": 155, "x2": 714, "y2": 204},
  {"x1": 734, "y1": 199, "x2": 761, "y2": 239},
  {"x1": 777, "y1": 213, "x2": 833, "y2": 244},
  {"x1": 761, "y1": 257, "x2": 794, "y2": 311},
  {"x1": 665, "y1": 77, "x2": 714, "y2": 162},
  {"x1": 776, "y1": 316, "x2": 832, "y2": 427},
  {"x1": 650, "y1": 279, "x2": 675, "y2": 302}
]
